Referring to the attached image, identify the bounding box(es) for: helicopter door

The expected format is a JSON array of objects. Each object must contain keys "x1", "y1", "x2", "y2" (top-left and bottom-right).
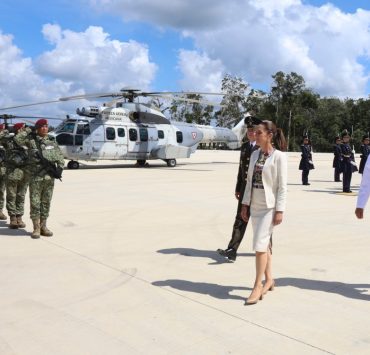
[
  {"x1": 75, "y1": 123, "x2": 92, "y2": 155},
  {"x1": 116, "y1": 127, "x2": 128, "y2": 158},
  {"x1": 127, "y1": 127, "x2": 150, "y2": 156}
]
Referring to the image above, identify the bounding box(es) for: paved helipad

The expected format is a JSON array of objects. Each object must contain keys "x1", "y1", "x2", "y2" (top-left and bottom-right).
[{"x1": 0, "y1": 150, "x2": 369, "y2": 355}]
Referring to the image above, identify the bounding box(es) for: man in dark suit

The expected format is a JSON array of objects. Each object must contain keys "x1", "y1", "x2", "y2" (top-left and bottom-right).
[
  {"x1": 340, "y1": 130, "x2": 357, "y2": 193},
  {"x1": 217, "y1": 116, "x2": 260, "y2": 261},
  {"x1": 333, "y1": 136, "x2": 342, "y2": 182}
]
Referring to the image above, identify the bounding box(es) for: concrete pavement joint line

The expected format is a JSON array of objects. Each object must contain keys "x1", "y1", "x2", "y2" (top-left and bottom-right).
[{"x1": 43, "y1": 240, "x2": 334, "y2": 354}]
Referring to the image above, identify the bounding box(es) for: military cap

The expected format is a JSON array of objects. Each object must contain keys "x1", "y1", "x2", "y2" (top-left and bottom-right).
[
  {"x1": 341, "y1": 129, "x2": 350, "y2": 138},
  {"x1": 13, "y1": 122, "x2": 25, "y2": 132},
  {"x1": 362, "y1": 134, "x2": 370, "y2": 142},
  {"x1": 35, "y1": 118, "x2": 48, "y2": 128},
  {"x1": 244, "y1": 113, "x2": 262, "y2": 128}
]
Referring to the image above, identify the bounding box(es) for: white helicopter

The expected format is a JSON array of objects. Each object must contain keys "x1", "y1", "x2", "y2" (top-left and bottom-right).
[{"x1": 0, "y1": 89, "x2": 245, "y2": 169}]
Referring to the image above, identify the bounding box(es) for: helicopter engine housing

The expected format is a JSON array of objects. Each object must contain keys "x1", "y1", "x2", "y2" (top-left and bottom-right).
[{"x1": 76, "y1": 106, "x2": 100, "y2": 117}]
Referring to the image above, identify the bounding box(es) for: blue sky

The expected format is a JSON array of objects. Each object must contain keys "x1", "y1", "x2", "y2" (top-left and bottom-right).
[{"x1": 1, "y1": 0, "x2": 370, "y2": 116}]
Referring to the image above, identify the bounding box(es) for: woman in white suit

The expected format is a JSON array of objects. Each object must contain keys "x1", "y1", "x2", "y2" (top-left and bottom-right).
[
  {"x1": 355, "y1": 156, "x2": 370, "y2": 219},
  {"x1": 241, "y1": 120, "x2": 287, "y2": 305}
]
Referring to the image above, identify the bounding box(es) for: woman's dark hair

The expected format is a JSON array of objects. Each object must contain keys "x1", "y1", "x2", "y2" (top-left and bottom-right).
[{"x1": 261, "y1": 120, "x2": 287, "y2": 151}]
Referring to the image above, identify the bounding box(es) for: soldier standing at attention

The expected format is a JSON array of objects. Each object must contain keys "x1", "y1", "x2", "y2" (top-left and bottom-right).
[
  {"x1": 0, "y1": 124, "x2": 8, "y2": 220},
  {"x1": 359, "y1": 135, "x2": 370, "y2": 174},
  {"x1": 333, "y1": 136, "x2": 342, "y2": 182},
  {"x1": 5, "y1": 123, "x2": 30, "y2": 229},
  {"x1": 299, "y1": 135, "x2": 314, "y2": 185},
  {"x1": 340, "y1": 130, "x2": 357, "y2": 193},
  {"x1": 217, "y1": 116, "x2": 260, "y2": 262},
  {"x1": 15, "y1": 119, "x2": 64, "y2": 239}
]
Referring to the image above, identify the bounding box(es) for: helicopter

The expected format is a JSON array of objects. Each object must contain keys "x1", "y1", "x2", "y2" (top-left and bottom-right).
[{"x1": 0, "y1": 89, "x2": 244, "y2": 169}]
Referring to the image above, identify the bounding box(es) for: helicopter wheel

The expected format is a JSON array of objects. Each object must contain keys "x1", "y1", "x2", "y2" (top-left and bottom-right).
[
  {"x1": 166, "y1": 159, "x2": 176, "y2": 167},
  {"x1": 67, "y1": 160, "x2": 80, "y2": 169},
  {"x1": 135, "y1": 159, "x2": 148, "y2": 167}
]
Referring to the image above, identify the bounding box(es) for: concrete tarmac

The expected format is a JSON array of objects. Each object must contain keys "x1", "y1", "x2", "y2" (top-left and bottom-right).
[{"x1": 0, "y1": 150, "x2": 369, "y2": 355}]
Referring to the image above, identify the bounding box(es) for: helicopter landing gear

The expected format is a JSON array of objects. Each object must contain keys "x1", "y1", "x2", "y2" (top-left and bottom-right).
[
  {"x1": 135, "y1": 159, "x2": 149, "y2": 167},
  {"x1": 67, "y1": 160, "x2": 80, "y2": 169},
  {"x1": 166, "y1": 159, "x2": 177, "y2": 167}
]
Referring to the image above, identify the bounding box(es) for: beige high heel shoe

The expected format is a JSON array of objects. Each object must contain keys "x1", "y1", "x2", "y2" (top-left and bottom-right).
[
  {"x1": 245, "y1": 285, "x2": 264, "y2": 305},
  {"x1": 262, "y1": 280, "x2": 275, "y2": 295}
]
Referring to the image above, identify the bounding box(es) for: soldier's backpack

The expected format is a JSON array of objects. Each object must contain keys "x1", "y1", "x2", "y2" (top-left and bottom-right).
[{"x1": 6, "y1": 140, "x2": 29, "y2": 167}]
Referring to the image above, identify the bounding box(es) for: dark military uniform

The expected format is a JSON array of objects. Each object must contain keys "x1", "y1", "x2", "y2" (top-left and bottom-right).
[
  {"x1": 299, "y1": 143, "x2": 314, "y2": 185},
  {"x1": 340, "y1": 142, "x2": 357, "y2": 193},
  {"x1": 217, "y1": 140, "x2": 258, "y2": 261},
  {"x1": 15, "y1": 127, "x2": 64, "y2": 238},
  {"x1": 333, "y1": 142, "x2": 342, "y2": 182},
  {"x1": 359, "y1": 143, "x2": 370, "y2": 174}
]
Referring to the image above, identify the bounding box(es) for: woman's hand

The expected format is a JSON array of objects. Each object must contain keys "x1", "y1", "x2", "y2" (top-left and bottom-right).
[
  {"x1": 240, "y1": 205, "x2": 250, "y2": 222},
  {"x1": 355, "y1": 208, "x2": 364, "y2": 219},
  {"x1": 273, "y1": 211, "x2": 283, "y2": 225}
]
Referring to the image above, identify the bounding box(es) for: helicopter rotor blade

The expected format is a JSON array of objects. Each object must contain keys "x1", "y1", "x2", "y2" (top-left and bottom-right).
[
  {"x1": 148, "y1": 94, "x2": 226, "y2": 107},
  {"x1": 0, "y1": 99, "x2": 63, "y2": 111},
  {"x1": 0, "y1": 114, "x2": 65, "y2": 121}
]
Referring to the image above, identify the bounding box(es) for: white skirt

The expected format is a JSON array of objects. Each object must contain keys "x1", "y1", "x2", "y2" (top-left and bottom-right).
[{"x1": 250, "y1": 188, "x2": 274, "y2": 252}]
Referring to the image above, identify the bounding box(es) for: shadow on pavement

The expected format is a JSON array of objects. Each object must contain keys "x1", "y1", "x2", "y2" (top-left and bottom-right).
[
  {"x1": 157, "y1": 247, "x2": 254, "y2": 265},
  {"x1": 152, "y1": 279, "x2": 249, "y2": 301},
  {"x1": 276, "y1": 277, "x2": 370, "y2": 301},
  {"x1": 0, "y1": 223, "x2": 30, "y2": 237}
]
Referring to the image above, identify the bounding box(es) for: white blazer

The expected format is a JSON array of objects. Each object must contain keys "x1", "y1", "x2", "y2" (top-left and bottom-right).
[
  {"x1": 357, "y1": 157, "x2": 370, "y2": 209},
  {"x1": 242, "y1": 149, "x2": 287, "y2": 211}
]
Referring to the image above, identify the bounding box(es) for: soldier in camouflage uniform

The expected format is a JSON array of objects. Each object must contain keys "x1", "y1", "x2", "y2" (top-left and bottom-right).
[
  {"x1": 15, "y1": 119, "x2": 64, "y2": 239},
  {"x1": 0, "y1": 124, "x2": 8, "y2": 220},
  {"x1": 4, "y1": 123, "x2": 30, "y2": 228},
  {"x1": 217, "y1": 116, "x2": 260, "y2": 261}
]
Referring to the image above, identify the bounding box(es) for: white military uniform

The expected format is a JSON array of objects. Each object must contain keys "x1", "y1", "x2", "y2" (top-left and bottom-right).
[{"x1": 356, "y1": 157, "x2": 370, "y2": 209}]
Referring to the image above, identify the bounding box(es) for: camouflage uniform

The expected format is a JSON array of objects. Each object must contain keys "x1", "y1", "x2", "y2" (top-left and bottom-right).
[
  {"x1": 15, "y1": 128, "x2": 64, "y2": 237},
  {"x1": 2, "y1": 133, "x2": 30, "y2": 228},
  {"x1": 0, "y1": 132, "x2": 7, "y2": 220}
]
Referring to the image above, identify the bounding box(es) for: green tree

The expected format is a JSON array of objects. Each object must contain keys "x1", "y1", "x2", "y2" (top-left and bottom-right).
[{"x1": 216, "y1": 74, "x2": 249, "y2": 127}]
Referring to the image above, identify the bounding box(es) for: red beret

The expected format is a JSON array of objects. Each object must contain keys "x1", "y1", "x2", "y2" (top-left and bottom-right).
[
  {"x1": 35, "y1": 119, "x2": 48, "y2": 128},
  {"x1": 0, "y1": 124, "x2": 5, "y2": 130},
  {"x1": 13, "y1": 123, "x2": 25, "y2": 132}
]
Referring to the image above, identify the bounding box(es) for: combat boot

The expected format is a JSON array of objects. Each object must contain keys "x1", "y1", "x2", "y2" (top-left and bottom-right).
[
  {"x1": 9, "y1": 216, "x2": 18, "y2": 229},
  {"x1": 31, "y1": 219, "x2": 40, "y2": 239},
  {"x1": 0, "y1": 210, "x2": 7, "y2": 220},
  {"x1": 16, "y1": 215, "x2": 26, "y2": 228},
  {"x1": 40, "y1": 219, "x2": 53, "y2": 237}
]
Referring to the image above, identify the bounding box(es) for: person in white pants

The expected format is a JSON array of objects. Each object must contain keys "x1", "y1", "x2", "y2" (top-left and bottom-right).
[{"x1": 355, "y1": 156, "x2": 370, "y2": 219}]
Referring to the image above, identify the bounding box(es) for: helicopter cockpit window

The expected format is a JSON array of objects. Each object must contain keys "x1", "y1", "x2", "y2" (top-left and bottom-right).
[
  {"x1": 56, "y1": 133, "x2": 74, "y2": 146},
  {"x1": 139, "y1": 128, "x2": 148, "y2": 142},
  {"x1": 158, "y1": 130, "x2": 164, "y2": 139},
  {"x1": 176, "y1": 131, "x2": 183, "y2": 143},
  {"x1": 77, "y1": 124, "x2": 90, "y2": 135},
  {"x1": 58, "y1": 122, "x2": 75, "y2": 133},
  {"x1": 106, "y1": 127, "x2": 116, "y2": 140},
  {"x1": 117, "y1": 128, "x2": 125, "y2": 137},
  {"x1": 129, "y1": 128, "x2": 137, "y2": 141}
]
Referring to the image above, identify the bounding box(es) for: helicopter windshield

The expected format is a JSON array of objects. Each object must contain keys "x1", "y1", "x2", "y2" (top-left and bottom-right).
[{"x1": 56, "y1": 122, "x2": 75, "y2": 133}]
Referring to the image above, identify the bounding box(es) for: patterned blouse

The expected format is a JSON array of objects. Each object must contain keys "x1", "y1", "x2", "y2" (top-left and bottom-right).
[{"x1": 252, "y1": 150, "x2": 273, "y2": 189}]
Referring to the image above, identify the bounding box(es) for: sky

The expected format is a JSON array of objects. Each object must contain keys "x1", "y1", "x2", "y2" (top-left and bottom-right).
[{"x1": 1, "y1": 0, "x2": 370, "y2": 117}]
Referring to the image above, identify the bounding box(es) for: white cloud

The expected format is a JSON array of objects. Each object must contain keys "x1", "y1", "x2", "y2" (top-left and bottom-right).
[
  {"x1": 0, "y1": 25, "x2": 158, "y2": 116},
  {"x1": 177, "y1": 50, "x2": 225, "y2": 93},
  {"x1": 0, "y1": 30, "x2": 71, "y2": 116},
  {"x1": 37, "y1": 24, "x2": 157, "y2": 92},
  {"x1": 91, "y1": 0, "x2": 370, "y2": 97}
]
